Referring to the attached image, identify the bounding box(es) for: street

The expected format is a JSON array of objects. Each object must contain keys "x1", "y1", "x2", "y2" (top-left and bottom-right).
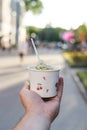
[{"x1": 0, "y1": 48, "x2": 87, "y2": 130}]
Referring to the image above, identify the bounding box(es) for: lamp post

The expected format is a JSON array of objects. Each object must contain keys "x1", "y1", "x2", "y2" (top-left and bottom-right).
[{"x1": 15, "y1": 0, "x2": 20, "y2": 47}]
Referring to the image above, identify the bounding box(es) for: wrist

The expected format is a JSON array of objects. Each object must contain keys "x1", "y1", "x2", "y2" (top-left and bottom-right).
[
  {"x1": 26, "y1": 112, "x2": 51, "y2": 130},
  {"x1": 14, "y1": 112, "x2": 51, "y2": 130}
]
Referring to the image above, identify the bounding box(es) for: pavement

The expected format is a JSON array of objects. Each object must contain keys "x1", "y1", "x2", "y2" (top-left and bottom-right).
[
  {"x1": 63, "y1": 57, "x2": 87, "y2": 102},
  {"x1": 71, "y1": 68, "x2": 87, "y2": 102},
  {"x1": 0, "y1": 48, "x2": 87, "y2": 130}
]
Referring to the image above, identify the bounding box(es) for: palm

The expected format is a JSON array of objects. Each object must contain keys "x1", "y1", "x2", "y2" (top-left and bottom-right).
[{"x1": 20, "y1": 77, "x2": 63, "y2": 122}]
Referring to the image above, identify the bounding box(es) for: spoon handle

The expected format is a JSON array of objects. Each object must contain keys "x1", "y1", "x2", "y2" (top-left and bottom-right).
[{"x1": 31, "y1": 38, "x2": 40, "y2": 61}]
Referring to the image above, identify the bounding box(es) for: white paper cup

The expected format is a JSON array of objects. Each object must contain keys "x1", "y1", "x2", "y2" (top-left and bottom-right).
[{"x1": 28, "y1": 67, "x2": 60, "y2": 98}]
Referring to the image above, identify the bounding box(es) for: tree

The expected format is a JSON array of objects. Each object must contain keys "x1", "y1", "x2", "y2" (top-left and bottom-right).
[
  {"x1": 75, "y1": 23, "x2": 87, "y2": 42},
  {"x1": 24, "y1": 0, "x2": 43, "y2": 14},
  {"x1": 26, "y1": 26, "x2": 40, "y2": 37}
]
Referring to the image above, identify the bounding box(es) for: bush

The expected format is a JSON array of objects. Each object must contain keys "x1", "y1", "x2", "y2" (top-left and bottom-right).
[
  {"x1": 77, "y1": 71, "x2": 87, "y2": 90},
  {"x1": 63, "y1": 51, "x2": 87, "y2": 67}
]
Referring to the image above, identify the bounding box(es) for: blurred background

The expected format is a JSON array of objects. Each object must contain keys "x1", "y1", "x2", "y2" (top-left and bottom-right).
[
  {"x1": 0, "y1": 0, "x2": 87, "y2": 130},
  {"x1": 0, "y1": 0, "x2": 87, "y2": 50}
]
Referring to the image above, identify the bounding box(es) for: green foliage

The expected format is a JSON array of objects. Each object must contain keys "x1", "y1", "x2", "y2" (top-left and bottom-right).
[
  {"x1": 78, "y1": 24, "x2": 87, "y2": 32},
  {"x1": 39, "y1": 27, "x2": 65, "y2": 42},
  {"x1": 39, "y1": 28, "x2": 56, "y2": 42},
  {"x1": 26, "y1": 26, "x2": 65, "y2": 42},
  {"x1": 24, "y1": 0, "x2": 43, "y2": 14},
  {"x1": 26, "y1": 26, "x2": 40, "y2": 35},
  {"x1": 63, "y1": 52, "x2": 87, "y2": 67},
  {"x1": 77, "y1": 71, "x2": 87, "y2": 90},
  {"x1": 74, "y1": 23, "x2": 87, "y2": 41}
]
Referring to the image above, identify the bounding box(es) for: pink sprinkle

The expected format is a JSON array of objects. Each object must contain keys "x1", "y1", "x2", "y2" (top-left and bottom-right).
[
  {"x1": 40, "y1": 87, "x2": 43, "y2": 90},
  {"x1": 37, "y1": 87, "x2": 40, "y2": 90},
  {"x1": 46, "y1": 89, "x2": 49, "y2": 93},
  {"x1": 43, "y1": 77, "x2": 46, "y2": 80}
]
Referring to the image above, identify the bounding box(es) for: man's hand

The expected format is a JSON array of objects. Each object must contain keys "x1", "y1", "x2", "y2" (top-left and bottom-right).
[{"x1": 14, "y1": 77, "x2": 64, "y2": 130}]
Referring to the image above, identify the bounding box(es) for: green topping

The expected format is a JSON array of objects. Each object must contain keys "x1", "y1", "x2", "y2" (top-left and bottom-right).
[{"x1": 35, "y1": 60, "x2": 53, "y2": 70}]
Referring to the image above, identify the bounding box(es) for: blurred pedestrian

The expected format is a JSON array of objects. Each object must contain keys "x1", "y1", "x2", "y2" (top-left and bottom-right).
[{"x1": 18, "y1": 41, "x2": 28, "y2": 64}]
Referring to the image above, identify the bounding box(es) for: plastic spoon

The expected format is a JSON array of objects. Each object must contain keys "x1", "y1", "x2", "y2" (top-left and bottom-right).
[{"x1": 31, "y1": 38, "x2": 41, "y2": 62}]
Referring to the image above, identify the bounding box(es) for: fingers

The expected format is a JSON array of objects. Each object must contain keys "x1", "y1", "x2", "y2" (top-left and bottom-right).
[
  {"x1": 19, "y1": 81, "x2": 30, "y2": 105},
  {"x1": 56, "y1": 77, "x2": 64, "y2": 102},
  {"x1": 50, "y1": 77, "x2": 63, "y2": 103},
  {"x1": 24, "y1": 81, "x2": 30, "y2": 89},
  {"x1": 20, "y1": 81, "x2": 42, "y2": 103},
  {"x1": 44, "y1": 77, "x2": 64, "y2": 104}
]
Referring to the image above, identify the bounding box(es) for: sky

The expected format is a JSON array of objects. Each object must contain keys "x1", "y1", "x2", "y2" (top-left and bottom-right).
[{"x1": 23, "y1": 0, "x2": 87, "y2": 29}]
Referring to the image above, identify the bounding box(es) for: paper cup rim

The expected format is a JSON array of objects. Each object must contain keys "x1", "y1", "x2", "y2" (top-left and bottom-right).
[{"x1": 27, "y1": 67, "x2": 60, "y2": 72}]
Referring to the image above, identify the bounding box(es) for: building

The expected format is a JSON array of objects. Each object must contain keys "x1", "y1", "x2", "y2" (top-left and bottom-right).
[{"x1": 0, "y1": 0, "x2": 26, "y2": 49}]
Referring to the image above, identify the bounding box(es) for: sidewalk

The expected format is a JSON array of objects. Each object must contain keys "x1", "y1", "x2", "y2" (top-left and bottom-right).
[
  {"x1": 71, "y1": 68, "x2": 87, "y2": 102},
  {"x1": 63, "y1": 57, "x2": 87, "y2": 102},
  {"x1": 0, "y1": 47, "x2": 61, "y2": 68},
  {"x1": 0, "y1": 49, "x2": 18, "y2": 57},
  {"x1": 0, "y1": 48, "x2": 35, "y2": 68}
]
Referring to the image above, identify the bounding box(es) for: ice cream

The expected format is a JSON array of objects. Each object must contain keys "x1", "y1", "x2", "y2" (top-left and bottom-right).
[
  {"x1": 30, "y1": 60, "x2": 54, "y2": 70},
  {"x1": 35, "y1": 60, "x2": 53, "y2": 70}
]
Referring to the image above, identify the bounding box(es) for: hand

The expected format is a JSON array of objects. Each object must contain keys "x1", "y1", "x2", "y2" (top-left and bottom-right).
[{"x1": 14, "y1": 77, "x2": 64, "y2": 130}]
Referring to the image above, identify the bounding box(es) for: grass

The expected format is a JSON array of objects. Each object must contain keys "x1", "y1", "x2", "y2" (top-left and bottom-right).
[
  {"x1": 77, "y1": 71, "x2": 87, "y2": 91},
  {"x1": 63, "y1": 51, "x2": 87, "y2": 67}
]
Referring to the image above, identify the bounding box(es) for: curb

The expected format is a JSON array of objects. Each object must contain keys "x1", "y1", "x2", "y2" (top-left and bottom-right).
[
  {"x1": 71, "y1": 71, "x2": 87, "y2": 102},
  {"x1": 62, "y1": 53, "x2": 87, "y2": 102}
]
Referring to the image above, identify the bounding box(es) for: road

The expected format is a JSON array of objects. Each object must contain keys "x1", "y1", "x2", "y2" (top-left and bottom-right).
[{"x1": 0, "y1": 48, "x2": 87, "y2": 130}]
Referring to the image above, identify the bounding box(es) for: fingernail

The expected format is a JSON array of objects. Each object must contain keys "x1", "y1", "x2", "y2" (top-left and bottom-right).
[
  {"x1": 26, "y1": 80, "x2": 30, "y2": 86},
  {"x1": 25, "y1": 80, "x2": 30, "y2": 89}
]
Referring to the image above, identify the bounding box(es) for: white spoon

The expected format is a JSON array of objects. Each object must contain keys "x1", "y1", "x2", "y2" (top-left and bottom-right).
[{"x1": 31, "y1": 38, "x2": 41, "y2": 62}]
